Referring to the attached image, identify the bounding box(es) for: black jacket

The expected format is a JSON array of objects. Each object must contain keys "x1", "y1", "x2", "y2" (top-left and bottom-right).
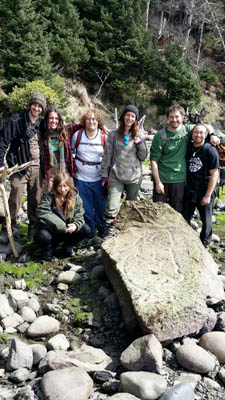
[{"x1": 0, "y1": 110, "x2": 44, "y2": 175}]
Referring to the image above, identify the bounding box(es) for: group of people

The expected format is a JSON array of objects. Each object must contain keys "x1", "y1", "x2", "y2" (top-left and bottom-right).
[
  {"x1": 0, "y1": 94, "x2": 147, "y2": 260},
  {"x1": 0, "y1": 94, "x2": 223, "y2": 259},
  {"x1": 150, "y1": 104, "x2": 224, "y2": 248}
]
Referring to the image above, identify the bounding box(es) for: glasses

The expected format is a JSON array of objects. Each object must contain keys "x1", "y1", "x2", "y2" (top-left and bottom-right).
[
  {"x1": 86, "y1": 117, "x2": 97, "y2": 122},
  {"x1": 124, "y1": 135, "x2": 130, "y2": 147}
]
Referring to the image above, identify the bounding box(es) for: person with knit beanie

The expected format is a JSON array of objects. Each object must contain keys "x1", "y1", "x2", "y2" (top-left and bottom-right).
[
  {"x1": 0, "y1": 92, "x2": 46, "y2": 242},
  {"x1": 101, "y1": 104, "x2": 147, "y2": 239}
]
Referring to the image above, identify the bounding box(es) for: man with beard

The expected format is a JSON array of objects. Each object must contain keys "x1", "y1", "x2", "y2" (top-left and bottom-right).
[
  {"x1": 0, "y1": 92, "x2": 46, "y2": 241},
  {"x1": 150, "y1": 104, "x2": 219, "y2": 212},
  {"x1": 182, "y1": 123, "x2": 219, "y2": 248}
]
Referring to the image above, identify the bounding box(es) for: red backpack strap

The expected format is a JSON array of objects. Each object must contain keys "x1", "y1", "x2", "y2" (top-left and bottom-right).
[
  {"x1": 100, "y1": 129, "x2": 107, "y2": 148},
  {"x1": 75, "y1": 128, "x2": 84, "y2": 149}
]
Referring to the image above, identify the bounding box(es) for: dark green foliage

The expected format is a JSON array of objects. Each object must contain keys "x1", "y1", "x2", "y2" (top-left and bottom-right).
[
  {"x1": 151, "y1": 46, "x2": 202, "y2": 110},
  {"x1": 199, "y1": 67, "x2": 218, "y2": 84},
  {"x1": 0, "y1": 0, "x2": 52, "y2": 92},
  {"x1": 74, "y1": 0, "x2": 153, "y2": 95},
  {"x1": 37, "y1": 0, "x2": 89, "y2": 75}
]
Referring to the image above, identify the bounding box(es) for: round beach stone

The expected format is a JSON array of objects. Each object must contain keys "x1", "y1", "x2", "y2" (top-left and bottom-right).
[
  {"x1": 159, "y1": 383, "x2": 195, "y2": 400},
  {"x1": 27, "y1": 316, "x2": 60, "y2": 338},
  {"x1": 119, "y1": 371, "x2": 167, "y2": 400},
  {"x1": 176, "y1": 344, "x2": 215, "y2": 373},
  {"x1": 199, "y1": 331, "x2": 225, "y2": 363}
]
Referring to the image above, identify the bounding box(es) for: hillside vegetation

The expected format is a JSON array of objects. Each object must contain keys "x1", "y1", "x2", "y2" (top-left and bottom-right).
[{"x1": 0, "y1": 0, "x2": 225, "y2": 129}]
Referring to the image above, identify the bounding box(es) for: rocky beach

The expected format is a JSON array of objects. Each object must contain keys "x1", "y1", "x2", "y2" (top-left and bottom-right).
[{"x1": 0, "y1": 154, "x2": 225, "y2": 399}]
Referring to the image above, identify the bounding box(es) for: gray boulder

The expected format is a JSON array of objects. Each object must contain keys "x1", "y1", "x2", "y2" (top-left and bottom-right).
[
  {"x1": 119, "y1": 371, "x2": 167, "y2": 400},
  {"x1": 41, "y1": 367, "x2": 93, "y2": 400},
  {"x1": 120, "y1": 334, "x2": 163, "y2": 374},
  {"x1": 102, "y1": 201, "x2": 224, "y2": 343},
  {"x1": 6, "y1": 338, "x2": 33, "y2": 371}
]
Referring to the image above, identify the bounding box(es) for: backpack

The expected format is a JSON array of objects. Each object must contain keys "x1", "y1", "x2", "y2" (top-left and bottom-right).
[
  {"x1": 160, "y1": 124, "x2": 189, "y2": 153},
  {"x1": 72, "y1": 128, "x2": 107, "y2": 171},
  {"x1": 217, "y1": 143, "x2": 225, "y2": 168},
  {"x1": 74, "y1": 128, "x2": 106, "y2": 151}
]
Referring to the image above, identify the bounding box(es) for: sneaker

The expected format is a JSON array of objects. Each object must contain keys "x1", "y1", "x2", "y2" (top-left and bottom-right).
[
  {"x1": 102, "y1": 222, "x2": 115, "y2": 240},
  {"x1": 62, "y1": 244, "x2": 75, "y2": 257}
]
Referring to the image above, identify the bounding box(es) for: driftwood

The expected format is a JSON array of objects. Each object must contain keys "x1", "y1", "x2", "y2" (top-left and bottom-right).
[{"x1": 0, "y1": 161, "x2": 32, "y2": 258}]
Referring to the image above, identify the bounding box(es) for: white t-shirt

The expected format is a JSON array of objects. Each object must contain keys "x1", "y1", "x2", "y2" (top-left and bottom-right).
[{"x1": 71, "y1": 129, "x2": 104, "y2": 182}]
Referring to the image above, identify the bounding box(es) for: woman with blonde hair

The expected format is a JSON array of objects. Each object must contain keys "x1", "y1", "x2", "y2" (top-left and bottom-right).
[
  {"x1": 34, "y1": 171, "x2": 90, "y2": 260},
  {"x1": 70, "y1": 108, "x2": 108, "y2": 237}
]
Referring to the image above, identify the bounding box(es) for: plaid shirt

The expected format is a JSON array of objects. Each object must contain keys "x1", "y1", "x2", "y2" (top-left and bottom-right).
[{"x1": 42, "y1": 135, "x2": 74, "y2": 179}]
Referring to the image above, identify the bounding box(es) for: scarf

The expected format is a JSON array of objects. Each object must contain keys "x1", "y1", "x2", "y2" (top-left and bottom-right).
[{"x1": 48, "y1": 131, "x2": 65, "y2": 170}]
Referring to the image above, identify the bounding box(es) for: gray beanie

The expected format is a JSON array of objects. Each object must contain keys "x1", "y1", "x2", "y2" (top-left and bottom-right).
[
  {"x1": 28, "y1": 92, "x2": 46, "y2": 111},
  {"x1": 120, "y1": 105, "x2": 139, "y2": 121}
]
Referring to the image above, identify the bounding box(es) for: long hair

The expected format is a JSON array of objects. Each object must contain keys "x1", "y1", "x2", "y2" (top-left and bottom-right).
[
  {"x1": 118, "y1": 119, "x2": 138, "y2": 139},
  {"x1": 43, "y1": 107, "x2": 68, "y2": 146},
  {"x1": 80, "y1": 108, "x2": 104, "y2": 129},
  {"x1": 52, "y1": 171, "x2": 75, "y2": 218}
]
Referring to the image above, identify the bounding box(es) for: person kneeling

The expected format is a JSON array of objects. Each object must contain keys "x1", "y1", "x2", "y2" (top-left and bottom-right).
[{"x1": 34, "y1": 171, "x2": 90, "y2": 260}]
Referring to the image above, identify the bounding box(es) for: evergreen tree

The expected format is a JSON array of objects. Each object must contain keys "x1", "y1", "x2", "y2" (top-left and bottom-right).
[
  {"x1": 74, "y1": 0, "x2": 153, "y2": 95},
  {"x1": 37, "y1": 0, "x2": 89, "y2": 76},
  {"x1": 0, "y1": 0, "x2": 52, "y2": 92},
  {"x1": 152, "y1": 46, "x2": 202, "y2": 109}
]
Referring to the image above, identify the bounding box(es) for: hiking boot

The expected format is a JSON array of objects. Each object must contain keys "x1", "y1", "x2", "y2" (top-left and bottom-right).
[
  {"x1": 63, "y1": 244, "x2": 75, "y2": 257},
  {"x1": 43, "y1": 246, "x2": 53, "y2": 261},
  {"x1": 102, "y1": 222, "x2": 115, "y2": 240},
  {"x1": 0, "y1": 228, "x2": 19, "y2": 244}
]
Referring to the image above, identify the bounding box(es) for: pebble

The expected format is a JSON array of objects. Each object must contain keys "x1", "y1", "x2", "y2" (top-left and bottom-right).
[
  {"x1": 57, "y1": 282, "x2": 69, "y2": 291},
  {"x1": 6, "y1": 338, "x2": 33, "y2": 371},
  {"x1": 30, "y1": 344, "x2": 47, "y2": 365},
  {"x1": 158, "y1": 383, "x2": 195, "y2": 399},
  {"x1": 0, "y1": 294, "x2": 15, "y2": 319},
  {"x1": 27, "y1": 297, "x2": 40, "y2": 313},
  {"x1": 9, "y1": 367, "x2": 30, "y2": 383},
  {"x1": 199, "y1": 331, "x2": 225, "y2": 363},
  {"x1": 174, "y1": 372, "x2": 201, "y2": 389},
  {"x1": 57, "y1": 270, "x2": 81, "y2": 284},
  {"x1": 27, "y1": 316, "x2": 60, "y2": 338},
  {"x1": 119, "y1": 371, "x2": 167, "y2": 400},
  {"x1": 176, "y1": 343, "x2": 215, "y2": 373},
  {"x1": 40, "y1": 366, "x2": 93, "y2": 400},
  {"x1": 120, "y1": 334, "x2": 163, "y2": 374},
  {"x1": 1, "y1": 313, "x2": 24, "y2": 330},
  {"x1": 47, "y1": 334, "x2": 70, "y2": 351},
  {"x1": 19, "y1": 306, "x2": 36, "y2": 323},
  {"x1": 203, "y1": 377, "x2": 221, "y2": 390}
]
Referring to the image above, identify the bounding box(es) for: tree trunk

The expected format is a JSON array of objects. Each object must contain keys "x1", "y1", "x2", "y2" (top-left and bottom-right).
[
  {"x1": 197, "y1": 19, "x2": 204, "y2": 68},
  {"x1": 145, "y1": 0, "x2": 151, "y2": 31},
  {"x1": 0, "y1": 183, "x2": 18, "y2": 257},
  {"x1": 183, "y1": 0, "x2": 195, "y2": 52}
]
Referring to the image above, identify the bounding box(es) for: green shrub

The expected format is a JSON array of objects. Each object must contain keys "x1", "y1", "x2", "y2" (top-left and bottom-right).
[
  {"x1": 8, "y1": 80, "x2": 60, "y2": 113},
  {"x1": 199, "y1": 67, "x2": 218, "y2": 84}
]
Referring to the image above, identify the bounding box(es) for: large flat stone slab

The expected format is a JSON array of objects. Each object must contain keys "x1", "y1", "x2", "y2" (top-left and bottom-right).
[{"x1": 102, "y1": 201, "x2": 224, "y2": 343}]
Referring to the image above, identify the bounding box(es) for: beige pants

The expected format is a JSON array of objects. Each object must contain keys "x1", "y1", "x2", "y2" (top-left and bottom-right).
[{"x1": 6, "y1": 167, "x2": 41, "y2": 228}]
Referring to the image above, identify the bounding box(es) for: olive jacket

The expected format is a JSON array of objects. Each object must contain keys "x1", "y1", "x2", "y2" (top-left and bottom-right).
[{"x1": 34, "y1": 190, "x2": 84, "y2": 235}]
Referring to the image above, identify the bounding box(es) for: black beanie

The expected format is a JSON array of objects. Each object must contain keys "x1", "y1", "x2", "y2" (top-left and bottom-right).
[
  {"x1": 28, "y1": 92, "x2": 46, "y2": 112},
  {"x1": 120, "y1": 105, "x2": 139, "y2": 121}
]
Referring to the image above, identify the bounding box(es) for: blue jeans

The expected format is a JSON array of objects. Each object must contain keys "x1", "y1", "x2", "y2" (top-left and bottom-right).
[{"x1": 75, "y1": 179, "x2": 106, "y2": 233}]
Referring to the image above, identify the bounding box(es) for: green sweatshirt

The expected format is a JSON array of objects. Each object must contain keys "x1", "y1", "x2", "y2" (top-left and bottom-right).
[{"x1": 150, "y1": 124, "x2": 193, "y2": 183}]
